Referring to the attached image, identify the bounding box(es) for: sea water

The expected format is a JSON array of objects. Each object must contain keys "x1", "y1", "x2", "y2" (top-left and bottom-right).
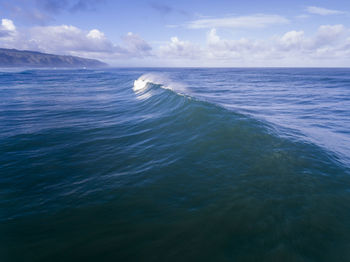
[{"x1": 1, "y1": 68, "x2": 350, "y2": 261}]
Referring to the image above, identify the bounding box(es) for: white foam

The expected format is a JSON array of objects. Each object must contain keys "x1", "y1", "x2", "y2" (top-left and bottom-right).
[
  {"x1": 133, "y1": 78, "x2": 149, "y2": 92},
  {"x1": 133, "y1": 73, "x2": 187, "y2": 99}
]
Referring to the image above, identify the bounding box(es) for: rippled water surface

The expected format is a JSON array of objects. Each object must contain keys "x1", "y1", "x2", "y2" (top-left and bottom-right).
[{"x1": 1, "y1": 68, "x2": 350, "y2": 261}]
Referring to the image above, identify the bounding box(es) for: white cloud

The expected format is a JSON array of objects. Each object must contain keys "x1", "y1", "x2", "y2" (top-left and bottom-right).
[
  {"x1": 0, "y1": 19, "x2": 152, "y2": 63},
  {"x1": 28, "y1": 25, "x2": 115, "y2": 53},
  {"x1": 278, "y1": 30, "x2": 306, "y2": 50},
  {"x1": 206, "y1": 28, "x2": 264, "y2": 59},
  {"x1": 306, "y1": 6, "x2": 345, "y2": 16},
  {"x1": 280, "y1": 30, "x2": 305, "y2": 45},
  {"x1": 87, "y1": 29, "x2": 105, "y2": 40},
  {"x1": 277, "y1": 24, "x2": 346, "y2": 51},
  {"x1": 315, "y1": 24, "x2": 346, "y2": 43},
  {"x1": 122, "y1": 32, "x2": 152, "y2": 57},
  {"x1": 1, "y1": 17, "x2": 350, "y2": 67},
  {"x1": 1, "y1": 19, "x2": 16, "y2": 31},
  {"x1": 187, "y1": 14, "x2": 289, "y2": 29},
  {"x1": 0, "y1": 18, "x2": 16, "y2": 37},
  {"x1": 159, "y1": 37, "x2": 202, "y2": 59},
  {"x1": 157, "y1": 24, "x2": 350, "y2": 66}
]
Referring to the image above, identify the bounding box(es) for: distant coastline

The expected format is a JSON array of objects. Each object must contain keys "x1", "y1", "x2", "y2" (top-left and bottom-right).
[{"x1": 0, "y1": 48, "x2": 108, "y2": 68}]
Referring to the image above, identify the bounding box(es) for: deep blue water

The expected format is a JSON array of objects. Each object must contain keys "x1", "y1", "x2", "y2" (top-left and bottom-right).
[{"x1": 1, "y1": 68, "x2": 350, "y2": 261}]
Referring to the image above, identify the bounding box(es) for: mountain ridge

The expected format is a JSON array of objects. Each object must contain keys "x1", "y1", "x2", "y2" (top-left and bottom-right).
[{"x1": 0, "y1": 48, "x2": 108, "y2": 68}]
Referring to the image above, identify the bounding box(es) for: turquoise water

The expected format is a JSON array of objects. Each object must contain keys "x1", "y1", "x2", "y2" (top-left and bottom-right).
[{"x1": 1, "y1": 68, "x2": 350, "y2": 261}]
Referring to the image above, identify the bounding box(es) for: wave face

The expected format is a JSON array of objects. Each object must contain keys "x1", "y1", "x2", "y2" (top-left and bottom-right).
[{"x1": 1, "y1": 68, "x2": 350, "y2": 261}]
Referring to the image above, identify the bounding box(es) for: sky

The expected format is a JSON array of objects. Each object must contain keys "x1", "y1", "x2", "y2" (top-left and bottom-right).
[{"x1": 0, "y1": 0, "x2": 350, "y2": 67}]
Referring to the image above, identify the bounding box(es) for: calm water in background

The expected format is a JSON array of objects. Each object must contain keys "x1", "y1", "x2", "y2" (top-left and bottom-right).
[{"x1": 1, "y1": 68, "x2": 350, "y2": 261}]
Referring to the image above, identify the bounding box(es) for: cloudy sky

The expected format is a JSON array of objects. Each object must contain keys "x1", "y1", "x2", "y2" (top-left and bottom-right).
[{"x1": 0, "y1": 0, "x2": 350, "y2": 66}]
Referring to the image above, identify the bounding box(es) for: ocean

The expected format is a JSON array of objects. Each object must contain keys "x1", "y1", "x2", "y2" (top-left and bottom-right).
[{"x1": 1, "y1": 68, "x2": 350, "y2": 261}]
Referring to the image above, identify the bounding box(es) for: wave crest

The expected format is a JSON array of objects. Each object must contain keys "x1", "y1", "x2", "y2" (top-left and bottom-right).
[{"x1": 133, "y1": 73, "x2": 186, "y2": 99}]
